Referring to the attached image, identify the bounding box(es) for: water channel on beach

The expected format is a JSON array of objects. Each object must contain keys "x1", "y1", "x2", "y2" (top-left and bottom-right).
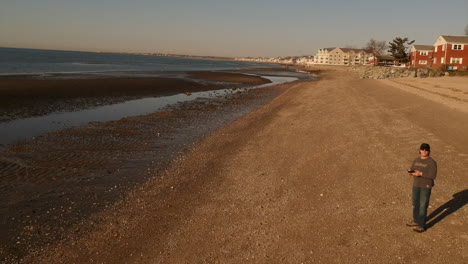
[{"x1": 0, "y1": 75, "x2": 297, "y2": 145}]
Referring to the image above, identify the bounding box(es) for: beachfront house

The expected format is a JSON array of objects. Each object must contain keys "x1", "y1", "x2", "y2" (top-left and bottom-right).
[
  {"x1": 328, "y1": 48, "x2": 346, "y2": 65},
  {"x1": 313, "y1": 47, "x2": 372, "y2": 65},
  {"x1": 410, "y1": 45, "x2": 434, "y2": 68},
  {"x1": 432, "y1": 35, "x2": 468, "y2": 70},
  {"x1": 330, "y1": 48, "x2": 348, "y2": 65},
  {"x1": 313, "y1": 48, "x2": 335, "y2": 64},
  {"x1": 336, "y1": 48, "x2": 372, "y2": 65}
]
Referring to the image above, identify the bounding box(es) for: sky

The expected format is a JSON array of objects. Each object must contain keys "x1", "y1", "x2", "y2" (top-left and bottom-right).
[{"x1": 1, "y1": 0, "x2": 467, "y2": 57}]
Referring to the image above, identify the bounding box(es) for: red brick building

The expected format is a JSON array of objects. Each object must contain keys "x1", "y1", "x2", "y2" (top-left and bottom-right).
[
  {"x1": 432, "y1": 35, "x2": 468, "y2": 70},
  {"x1": 410, "y1": 45, "x2": 434, "y2": 68}
]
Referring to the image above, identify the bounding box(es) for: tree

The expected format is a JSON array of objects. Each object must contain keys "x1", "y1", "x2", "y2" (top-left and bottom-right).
[
  {"x1": 465, "y1": 24, "x2": 468, "y2": 35},
  {"x1": 365, "y1": 39, "x2": 387, "y2": 66},
  {"x1": 388, "y1": 37, "x2": 415, "y2": 64}
]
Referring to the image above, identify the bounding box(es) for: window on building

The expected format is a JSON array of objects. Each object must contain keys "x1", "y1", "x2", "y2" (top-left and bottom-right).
[
  {"x1": 441, "y1": 57, "x2": 445, "y2": 64},
  {"x1": 419, "y1": 60, "x2": 427, "y2": 65},
  {"x1": 453, "y1": 44, "x2": 463, "y2": 50},
  {"x1": 435, "y1": 46, "x2": 438, "y2": 52},
  {"x1": 442, "y1": 45, "x2": 445, "y2": 51},
  {"x1": 433, "y1": 58, "x2": 437, "y2": 64},
  {"x1": 451, "y1": 57, "x2": 463, "y2": 64},
  {"x1": 420, "y1": 51, "x2": 428, "y2": 56}
]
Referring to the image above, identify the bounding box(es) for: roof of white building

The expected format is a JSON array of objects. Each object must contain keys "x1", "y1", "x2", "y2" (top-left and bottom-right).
[
  {"x1": 441, "y1": 35, "x2": 468, "y2": 43},
  {"x1": 435, "y1": 35, "x2": 468, "y2": 46}
]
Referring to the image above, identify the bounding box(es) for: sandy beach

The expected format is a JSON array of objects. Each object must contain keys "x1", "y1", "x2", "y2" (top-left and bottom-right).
[
  {"x1": 1, "y1": 68, "x2": 467, "y2": 263},
  {"x1": 379, "y1": 76, "x2": 468, "y2": 113},
  {"x1": 0, "y1": 68, "x2": 310, "y2": 261}
]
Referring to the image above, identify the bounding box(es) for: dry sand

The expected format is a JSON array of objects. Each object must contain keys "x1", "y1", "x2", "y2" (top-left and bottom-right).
[
  {"x1": 4, "y1": 69, "x2": 468, "y2": 263},
  {"x1": 379, "y1": 76, "x2": 468, "y2": 113}
]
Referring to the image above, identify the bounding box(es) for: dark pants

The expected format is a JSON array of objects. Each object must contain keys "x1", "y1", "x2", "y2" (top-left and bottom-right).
[{"x1": 412, "y1": 186, "x2": 432, "y2": 228}]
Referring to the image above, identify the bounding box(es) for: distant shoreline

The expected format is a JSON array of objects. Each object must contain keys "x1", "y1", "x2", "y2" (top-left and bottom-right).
[
  {"x1": 0, "y1": 47, "x2": 284, "y2": 77},
  {"x1": 0, "y1": 46, "x2": 236, "y2": 62}
]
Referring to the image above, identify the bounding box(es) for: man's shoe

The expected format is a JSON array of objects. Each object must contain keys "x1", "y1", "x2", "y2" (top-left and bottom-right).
[
  {"x1": 413, "y1": 226, "x2": 426, "y2": 233},
  {"x1": 406, "y1": 221, "x2": 418, "y2": 227}
]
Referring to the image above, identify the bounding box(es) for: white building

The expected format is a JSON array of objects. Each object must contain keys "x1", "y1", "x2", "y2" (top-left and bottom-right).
[
  {"x1": 313, "y1": 48, "x2": 335, "y2": 64},
  {"x1": 314, "y1": 47, "x2": 372, "y2": 65}
]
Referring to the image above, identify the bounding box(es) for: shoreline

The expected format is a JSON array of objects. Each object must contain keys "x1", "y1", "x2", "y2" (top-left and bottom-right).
[
  {"x1": 0, "y1": 68, "x2": 314, "y2": 123},
  {"x1": 0, "y1": 69, "x2": 311, "y2": 262}
]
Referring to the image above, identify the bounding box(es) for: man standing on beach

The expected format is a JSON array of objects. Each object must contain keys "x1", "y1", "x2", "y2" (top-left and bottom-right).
[{"x1": 406, "y1": 143, "x2": 437, "y2": 233}]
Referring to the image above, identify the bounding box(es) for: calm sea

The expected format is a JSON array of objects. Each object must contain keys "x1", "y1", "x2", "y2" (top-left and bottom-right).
[{"x1": 0, "y1": 47, "x2": 281, "y2": 75}]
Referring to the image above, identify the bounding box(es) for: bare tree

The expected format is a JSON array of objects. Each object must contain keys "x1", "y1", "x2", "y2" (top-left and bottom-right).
[{"x1": 365, "y1": 39, "x2": 387, "y2": 66}]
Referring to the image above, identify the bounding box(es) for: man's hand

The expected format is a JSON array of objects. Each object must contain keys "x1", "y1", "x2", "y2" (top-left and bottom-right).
[{"x1": 411, "y1": 170, "x2": 423, "y2": 177}]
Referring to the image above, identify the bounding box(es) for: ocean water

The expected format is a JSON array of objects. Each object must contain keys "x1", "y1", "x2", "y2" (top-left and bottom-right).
[
  {"x1": 0, "y1": 47, "x2": 281, "y2": 75},
  {"x1": 0, "y1": 48, "x2": 310, "y2": 145}
]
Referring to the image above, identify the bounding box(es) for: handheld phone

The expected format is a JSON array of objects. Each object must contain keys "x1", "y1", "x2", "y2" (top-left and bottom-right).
[{"x1": 407, "y1": 170, "x2": 415, "y2": 173}]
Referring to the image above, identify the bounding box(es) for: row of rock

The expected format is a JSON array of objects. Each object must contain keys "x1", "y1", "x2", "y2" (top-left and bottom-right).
[{"x1": 348, "y1": 66, "x2": 446, "y2": 79}]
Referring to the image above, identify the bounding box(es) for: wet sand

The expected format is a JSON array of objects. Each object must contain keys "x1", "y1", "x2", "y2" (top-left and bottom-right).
[
  {"x1": 0, "y1": 71, "x2": 271, "y2": 122},
  {"x1": 0, "y1": 69, "x2": 310, "y2": 262}
]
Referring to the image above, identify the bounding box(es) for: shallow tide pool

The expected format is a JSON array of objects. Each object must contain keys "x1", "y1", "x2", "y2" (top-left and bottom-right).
[{"x1": 0, "y1": 76, "x2": 297, "y2": 145}]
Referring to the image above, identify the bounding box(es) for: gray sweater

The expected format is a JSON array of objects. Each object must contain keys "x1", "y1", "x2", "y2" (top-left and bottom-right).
[{"x1": 410, "y1": 157, "x2": 437, "y2": 188}]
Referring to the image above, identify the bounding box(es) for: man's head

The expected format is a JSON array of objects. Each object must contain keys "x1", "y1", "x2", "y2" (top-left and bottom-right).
[{"x1": 419, "y1": 143, "x2": 430, "y2": 158}]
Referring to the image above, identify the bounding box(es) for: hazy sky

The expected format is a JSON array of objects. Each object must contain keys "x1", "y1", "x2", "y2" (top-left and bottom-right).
[{"x1": 1, "y1": 0, "x2": 467, "y2": 57}]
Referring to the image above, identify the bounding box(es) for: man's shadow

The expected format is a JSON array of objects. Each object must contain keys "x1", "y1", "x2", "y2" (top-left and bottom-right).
[{"x1": 426, "y1": 189, "x2": 468, "y2": 229}]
